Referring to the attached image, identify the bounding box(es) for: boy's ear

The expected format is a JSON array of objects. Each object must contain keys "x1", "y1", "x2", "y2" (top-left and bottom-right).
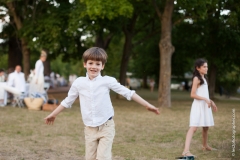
[
  {"x1": 102, "y1": 64, "x2": 105, "y2": 70},
  {"x1": 83, "y1": 62, "x2": 86, "y2": 68}
]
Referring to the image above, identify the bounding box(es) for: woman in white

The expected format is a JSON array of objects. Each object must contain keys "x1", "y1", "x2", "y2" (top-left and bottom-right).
[{"x1": 29, "y1": 50, "x2": 47, "y2": 94}]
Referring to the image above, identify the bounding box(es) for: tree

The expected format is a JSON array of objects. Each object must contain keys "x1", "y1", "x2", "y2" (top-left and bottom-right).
[
  {"x1": 5, "y1": 2, "x2": 31, "y2": 78},
  {"x1": 67, "y1": 0, "x2": 135, "y2": 83},
  {"x1": 172, "y1": 0, "x2": 240, "y2": 98},
  {"x1": 1, "y1": 0, "x2": 87, "y2": 78},
  {"x1": 118, "y1": 1, "x2": 160, "y2": 86},
  {"x1": 152, "y1": 0, "x2": 213, "y2": 107},
  {"x1": 152, "y1": 0, "x2": 175, "y2": 107}
]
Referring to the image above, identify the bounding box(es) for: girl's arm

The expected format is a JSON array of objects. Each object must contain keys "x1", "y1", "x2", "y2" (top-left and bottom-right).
[
  {"x1": 44, "y1": 105, "x2": 65, "y2": 125},
  {"x1": 210, "y1": 100, "x2": 218, "y2": 112},
  {"x1": 131, "y1": 93, "x2": 160, "y2": 115},
  {"x1": 191, "y1": 77, "x2": 211, "y2": 107}
]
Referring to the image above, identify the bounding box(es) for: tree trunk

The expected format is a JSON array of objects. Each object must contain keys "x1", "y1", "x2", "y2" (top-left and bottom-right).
[
  {"x1": 158, "y1": 0, "x2": 175, "y2": 107},
  {"x1": 119, "y1": 31, "x2": 133, "y2": 85},
  {"x1": 208, "y1": 64, "x2": 217, "y2": 99},
  {"x1": 95, "y1": 32, "x2": 104, "y2": 48},
  {"x1": 7, "y1": 2, "x2": 31, "y2": 79},
  {"x1": 95, "y1": 30, "x2": 114, "y2": 76},
  {"x1": 142, "y1": 75, "x2": 148, "y2": 88},
  {"x1": 95, "y1": 30, "x2": 113, "y2": 50},
  {"x1": 43, "y1": 60, "x2": 51, "y2": 76},
  {"x1": 119, "y1": 14, "x2": 138, "y2": 86},
  {"x1": 21, "y1": 39, "x2": 30, "y2": 79},
  {"x1": 8, "y1": 37, "x2": 22, "y2": 69}
]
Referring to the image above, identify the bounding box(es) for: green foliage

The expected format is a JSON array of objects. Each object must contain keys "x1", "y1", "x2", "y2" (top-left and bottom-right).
[
  {"x1": 1, "y1": 0, "x2": 240, "y2": 91},
  {"x1": 217, "y1": 66, "x2": 240, "y2": 94},
  {"x1": 50, "y1": 55, "x2": 85, "y2": 78},
  {"x1": 103, "y1": 35, "x2": 124, "y2": 78},
  {"x1": 80, "y1": 0, "x2": 133, "y2": 20},
  {"x1": 0, "y1": 54, "x2": 8, "y2": 70},
  {"x1": 132, "y1": 36, "x2": 160, "y2": 79},
  {"x1": 172, "y1": 0, "x2": 240, "y2": 94},
  {"x1": 0, "y1": 0, "x2": 87, "y2": 64},
  {"x1": 22, "y1": 1, "x2": 86, "y2": 60}
]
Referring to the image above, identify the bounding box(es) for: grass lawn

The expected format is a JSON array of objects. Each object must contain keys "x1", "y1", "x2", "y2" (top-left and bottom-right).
[{"x1": 0, "y1": 89, "x2": 239, "y2": 160}]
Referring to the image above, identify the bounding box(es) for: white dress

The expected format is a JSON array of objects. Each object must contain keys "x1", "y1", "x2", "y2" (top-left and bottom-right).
[
  {"x1": 29, "y1": 60, "x2": 45, "y2": 94},
  {"x1": 189, "y1": 78, "x2": 214, "y2": 127}
]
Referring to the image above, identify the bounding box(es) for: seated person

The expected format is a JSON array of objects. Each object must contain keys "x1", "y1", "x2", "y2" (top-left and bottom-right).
[
  {"x1": 0, "y1": 69, "x2": 5, "y2": 82},
  {"x1": 7, "y1": 65, "x2": 26, "y2": 94}
]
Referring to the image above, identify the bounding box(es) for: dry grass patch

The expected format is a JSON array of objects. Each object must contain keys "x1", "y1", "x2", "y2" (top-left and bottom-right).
[{"x1": 0, "y1": 90, "x2": 239, "y2": 160}]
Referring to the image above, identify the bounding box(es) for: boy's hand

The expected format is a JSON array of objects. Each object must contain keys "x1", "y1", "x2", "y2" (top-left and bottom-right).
[
  {"x1": 43, "y1": 105, "x2": 65, "y2": 125},
  {"x1": 44, "y1": 115, "x2": 56, "y2": 125},
  {"x1": 146, "y1": 104, "x2": 160, "y2": 115}
]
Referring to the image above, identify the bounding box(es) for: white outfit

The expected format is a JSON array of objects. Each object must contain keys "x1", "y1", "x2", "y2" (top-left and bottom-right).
[
  {"x1": 7, "y1": 71, "x2": 26, "y2": 93},
  {"x1": 61, "y1": 73, "x2": 135, "y2": 127},
  {"x1": 189, "y1": 78, "x2": 214, "y2": 127},
  {"x1": 0, "y1": 75, "x2": 5, "y2": 82},
  {"x1": 29, "y1": 60, "x2": 45, "y2": 94}
]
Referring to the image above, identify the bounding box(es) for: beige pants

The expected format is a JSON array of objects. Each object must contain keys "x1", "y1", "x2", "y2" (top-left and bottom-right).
[{"x1": 84, "y1": 119, "x2": 115, "y2": 160}]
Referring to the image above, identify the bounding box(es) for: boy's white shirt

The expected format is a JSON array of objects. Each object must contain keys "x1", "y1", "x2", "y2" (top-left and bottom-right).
[{"x1": 61, "y1": 73, "x2": 135, "y2": 127}]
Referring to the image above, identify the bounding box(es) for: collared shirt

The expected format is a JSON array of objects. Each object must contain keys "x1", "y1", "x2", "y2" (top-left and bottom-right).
[
  {"x1": 61, "y1": 73, "x2": 135, "y2": 127},
  {"x1": 7, "y1": 71, "x2": 26, "y2": 92}
]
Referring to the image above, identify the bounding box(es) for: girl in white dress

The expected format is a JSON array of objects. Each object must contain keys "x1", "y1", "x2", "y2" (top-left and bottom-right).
[
  {"x1": 182, "y1": 58, "x2": 218, "y2": 157},
  {"x1": 29, "y1": 50, "x2": 47, "y2": 94}
]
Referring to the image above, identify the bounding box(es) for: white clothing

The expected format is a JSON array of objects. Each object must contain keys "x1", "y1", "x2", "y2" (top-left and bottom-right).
[
  {"x1": 0, "y1": 75, "x2": 5, "y2": 82},
  {"x1": 35, "y1": 60, "x2": 44, "y2": 79},
  {"x1": 61, "y1": 73, "x2": 135, "y2": 127},
  {"x1": 150, "y1": 81, "x2": 155, "y2": 87},
  {"x1": 189, "y1": 78, "x2": 214, "y2": 127},
  {"x1": 29, "y1": 60, "x2": 45, "y2": 94},
  {"x1": 7, "y1": 71, "x2": 26, "y2": 93}
]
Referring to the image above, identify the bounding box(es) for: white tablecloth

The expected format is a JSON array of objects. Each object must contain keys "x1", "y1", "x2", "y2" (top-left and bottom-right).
[
  {"x1": 0, "y1": 82, "x2": 30, "y2": 107},
  {"x1": 0, "y1": 82, "x2": 7, "y2": 106}
]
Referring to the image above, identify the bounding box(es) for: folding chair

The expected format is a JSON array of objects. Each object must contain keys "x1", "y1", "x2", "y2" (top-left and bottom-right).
[
  {"x1": 14, "y1": 93, "x2": 27, "y2": 108},
  {"x1": 43, "y1": 82, "x2": 50, "y2": 100},
  {"x1": 2, "y1": 85, "x2": 25, "y2": 108}
]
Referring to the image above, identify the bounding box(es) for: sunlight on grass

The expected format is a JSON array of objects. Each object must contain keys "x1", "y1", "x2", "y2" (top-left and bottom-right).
[{"x1": 0, "y1": 89, "x2": 239, "y2": 159}]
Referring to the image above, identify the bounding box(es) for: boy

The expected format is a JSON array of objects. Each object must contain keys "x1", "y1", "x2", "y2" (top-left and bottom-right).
[{"x1": 44, "y1": 47, "x2": 160, "y2": 160}]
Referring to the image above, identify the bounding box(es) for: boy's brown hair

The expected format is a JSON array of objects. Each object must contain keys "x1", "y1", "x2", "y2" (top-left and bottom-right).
[{"x1": 82, "y1": 47, "x2": 108, "y2": 64}]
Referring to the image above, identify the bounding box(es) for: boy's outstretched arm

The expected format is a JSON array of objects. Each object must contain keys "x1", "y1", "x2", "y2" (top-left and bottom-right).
[
  {"x1": 44, "y1": 105, "x2": 65, "y2": 125},
  {"x1": 131, "y1": 93, "x2": 160, "y2": 115}
]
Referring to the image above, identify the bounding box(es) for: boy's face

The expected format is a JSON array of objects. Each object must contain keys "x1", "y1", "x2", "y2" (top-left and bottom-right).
[{"x1": 84, "y1": 60, "x2": 105, "y2": 80}]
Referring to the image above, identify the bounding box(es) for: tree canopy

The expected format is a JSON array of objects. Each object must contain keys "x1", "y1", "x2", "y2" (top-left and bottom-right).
[{"x1": 0, "y1": 0, "x2": 240, "y2": 106}]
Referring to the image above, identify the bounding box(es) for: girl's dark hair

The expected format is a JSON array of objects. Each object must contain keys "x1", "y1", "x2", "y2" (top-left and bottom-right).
[{"x1": 192, "y1": 58, "x2": 207, "y2": 85}]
